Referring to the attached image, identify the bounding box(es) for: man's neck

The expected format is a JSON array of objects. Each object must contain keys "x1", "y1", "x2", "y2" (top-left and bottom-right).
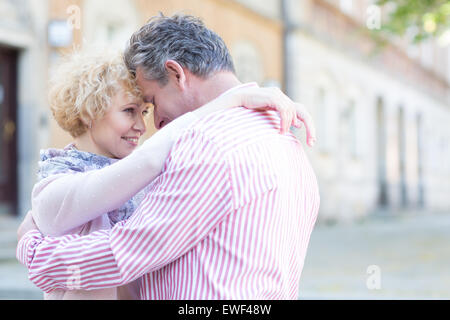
[{"x1": 191, "y1": 72, "x2": 242, "y2": 108}]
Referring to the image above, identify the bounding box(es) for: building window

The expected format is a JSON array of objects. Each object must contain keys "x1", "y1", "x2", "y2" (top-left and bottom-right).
[
  {"x1": 398, "y1": 106, "x2": 408, "y2": 207},
  {"x1": 376, "y1": 97, "x2": 388, "y2": 207},
  {"x1": 416, "y1": 113, "x2": 424, "y2": 208},
  {"x1": 231, "y1": 40, "x2": 264, "y2": 84},
  {"x1": 340, "y1": 99, "x2": 358, "y2": 158},
  {"x1": 339, "y1": 0, "x2": 353, "y2": 14},
  {"x1": 315, "y1": 87, "x2": 330, "y2": 152},
  {"x1": 83, "y1": 0, "x2": 139, "y2": 50},
  {"x1": 420, "y1": 39, "x2": 434, "y2": 69}
]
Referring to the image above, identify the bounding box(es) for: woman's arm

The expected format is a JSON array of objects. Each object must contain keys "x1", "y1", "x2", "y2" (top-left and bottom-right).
[
  {"x1": 32, "y1": 85, "x2": 314, "y2": 236},
  {"x1": 194, "y1": 86, "x2": 316, "y2": 146},
  {"x1": 31, "y1": 111, "x2": 200, "y2": 236}
]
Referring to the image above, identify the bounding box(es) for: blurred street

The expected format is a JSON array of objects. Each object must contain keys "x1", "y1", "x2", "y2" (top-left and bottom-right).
[
  {"x1": 299, "y1": 211, "x2": 450, "y2": 300},
  {"x1": 0, "y1": 0, "x2": 449, "y2": 302},
  {"x1": 1, "y1": 211, "x2": 450, "y2": 300},
  {"x1": 0, "y1": 215, "x2": 41, "y2": 300}
]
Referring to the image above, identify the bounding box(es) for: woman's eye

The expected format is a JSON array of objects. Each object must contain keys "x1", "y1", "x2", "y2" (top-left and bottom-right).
[{"x1": 125, "y1": 108, "x2": 135, "y2": 113}]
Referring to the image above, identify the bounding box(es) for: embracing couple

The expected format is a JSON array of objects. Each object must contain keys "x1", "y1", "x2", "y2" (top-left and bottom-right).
[{"x1": 16, "y1": 13, "x2": 320, "y2": 300}]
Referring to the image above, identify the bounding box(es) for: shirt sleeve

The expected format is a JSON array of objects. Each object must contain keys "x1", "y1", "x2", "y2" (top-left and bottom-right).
[
  {"x1": 31, "y1": 111, "x2": 199, "y2": 236},
  {"x1": 17, "y1": 127, "x2": 233, "y2": 293}
]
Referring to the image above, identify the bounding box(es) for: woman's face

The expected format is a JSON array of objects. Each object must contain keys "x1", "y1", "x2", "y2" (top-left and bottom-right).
[{"x1": 90, "y1": 88, "x2": 150, "y2": 159}]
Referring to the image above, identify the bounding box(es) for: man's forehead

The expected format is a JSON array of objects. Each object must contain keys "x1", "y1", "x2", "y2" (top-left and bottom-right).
[
  {"x1": 135, "y1": 68, "x2": 148, "y2": 85},
  {"x1": 135, "y1": 69, "x2": 155, "y2": 95}
]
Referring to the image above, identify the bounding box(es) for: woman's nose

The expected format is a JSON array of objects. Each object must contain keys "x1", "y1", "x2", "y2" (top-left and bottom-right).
[{"x1": 134, "y1": 115, "x2": 147, "y2": 135}]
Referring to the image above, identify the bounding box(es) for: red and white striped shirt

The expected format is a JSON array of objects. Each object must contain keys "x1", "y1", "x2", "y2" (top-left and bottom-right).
[{"x1": 17, "y1": 105, "x2": 320, "y2": 299}]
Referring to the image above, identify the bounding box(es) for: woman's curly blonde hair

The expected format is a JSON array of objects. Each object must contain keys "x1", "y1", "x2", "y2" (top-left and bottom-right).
[{"x1": 48, "y1": 49, "x2": 142, "y2": 138}]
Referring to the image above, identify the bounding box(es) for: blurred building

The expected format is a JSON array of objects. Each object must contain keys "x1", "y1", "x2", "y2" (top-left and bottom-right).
[
  {"x1": 0, "y1": 0, "x2": 449, "y2": 222},
  {"x1": 285, "y1": 0, "x2": 450, "y2": 222},
  {"x1": 0, "y1": 0, "x2": 49, "y2": 218}
]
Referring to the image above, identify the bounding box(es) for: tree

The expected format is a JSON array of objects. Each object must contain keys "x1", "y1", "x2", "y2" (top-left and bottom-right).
[{"x1": 375, "y1": 0, "x2": 450, "y2": 45}]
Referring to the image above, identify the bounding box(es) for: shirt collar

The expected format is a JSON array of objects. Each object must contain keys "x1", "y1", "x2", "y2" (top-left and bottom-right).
[{"x1": 218, "y1": 82, "x2": 259, "y2": 98}]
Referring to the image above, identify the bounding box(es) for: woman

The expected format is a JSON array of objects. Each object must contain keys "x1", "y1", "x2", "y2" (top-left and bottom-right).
[{"x1": 29, "y1": 50, "x2": 314, "y2": 300}]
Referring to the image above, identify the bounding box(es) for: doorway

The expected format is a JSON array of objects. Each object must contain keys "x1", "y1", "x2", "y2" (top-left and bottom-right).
[{"x1": 0, "y1": 47, "x2": 18, "y2": 216}]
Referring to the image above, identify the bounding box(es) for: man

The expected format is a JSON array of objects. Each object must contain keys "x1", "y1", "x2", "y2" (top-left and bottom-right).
[{"x1": 17, "y1": 14, "x2": 320, "y2": 299}]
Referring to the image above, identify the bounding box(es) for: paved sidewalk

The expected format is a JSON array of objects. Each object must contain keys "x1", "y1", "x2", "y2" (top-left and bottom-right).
[
  {"x1": 2, "y1": 212, "x2": 449, "y2": 300},
  {"x1": 298, "y1": 211, "x2": 450, "y2": 299},
  {"x1": 0, "y1": 215, "x2": 42, "y2": 300},
  {"x1": 0, "y1": 261, "x2": 42, "y2": 300}
]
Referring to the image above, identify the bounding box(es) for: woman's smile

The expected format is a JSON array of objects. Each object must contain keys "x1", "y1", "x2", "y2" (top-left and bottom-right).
[{"x1": 121, "y1": 136, "x2": 140, "y2": 147}]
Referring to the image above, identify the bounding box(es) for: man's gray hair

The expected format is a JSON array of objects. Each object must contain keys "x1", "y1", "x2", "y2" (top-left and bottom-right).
[{"x1": 124, "y1": 13, "x2": 235, "y2": 85}]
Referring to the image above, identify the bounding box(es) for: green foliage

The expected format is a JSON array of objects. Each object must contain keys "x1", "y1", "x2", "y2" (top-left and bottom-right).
[{"x1": 375, "y1": 0, "x2": 450, "y2": 44}]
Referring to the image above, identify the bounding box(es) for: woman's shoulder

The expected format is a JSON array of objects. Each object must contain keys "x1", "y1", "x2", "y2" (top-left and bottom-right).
[{"x1": 37, "y1": 143, "x2": 116, "y2": 181}]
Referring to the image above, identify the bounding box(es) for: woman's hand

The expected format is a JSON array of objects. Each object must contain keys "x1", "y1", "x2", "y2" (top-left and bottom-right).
[
  {"x1": 193, "y1": 86, "x2": 316, "y2": 147},
  {"x1": 17, "y1": 210, "x2": 38, "y2": 242}
]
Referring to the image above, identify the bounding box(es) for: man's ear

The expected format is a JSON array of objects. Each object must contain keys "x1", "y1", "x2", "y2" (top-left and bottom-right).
[{"x1": 165, "y1": 60, "x2": 187, "y2": 90}]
